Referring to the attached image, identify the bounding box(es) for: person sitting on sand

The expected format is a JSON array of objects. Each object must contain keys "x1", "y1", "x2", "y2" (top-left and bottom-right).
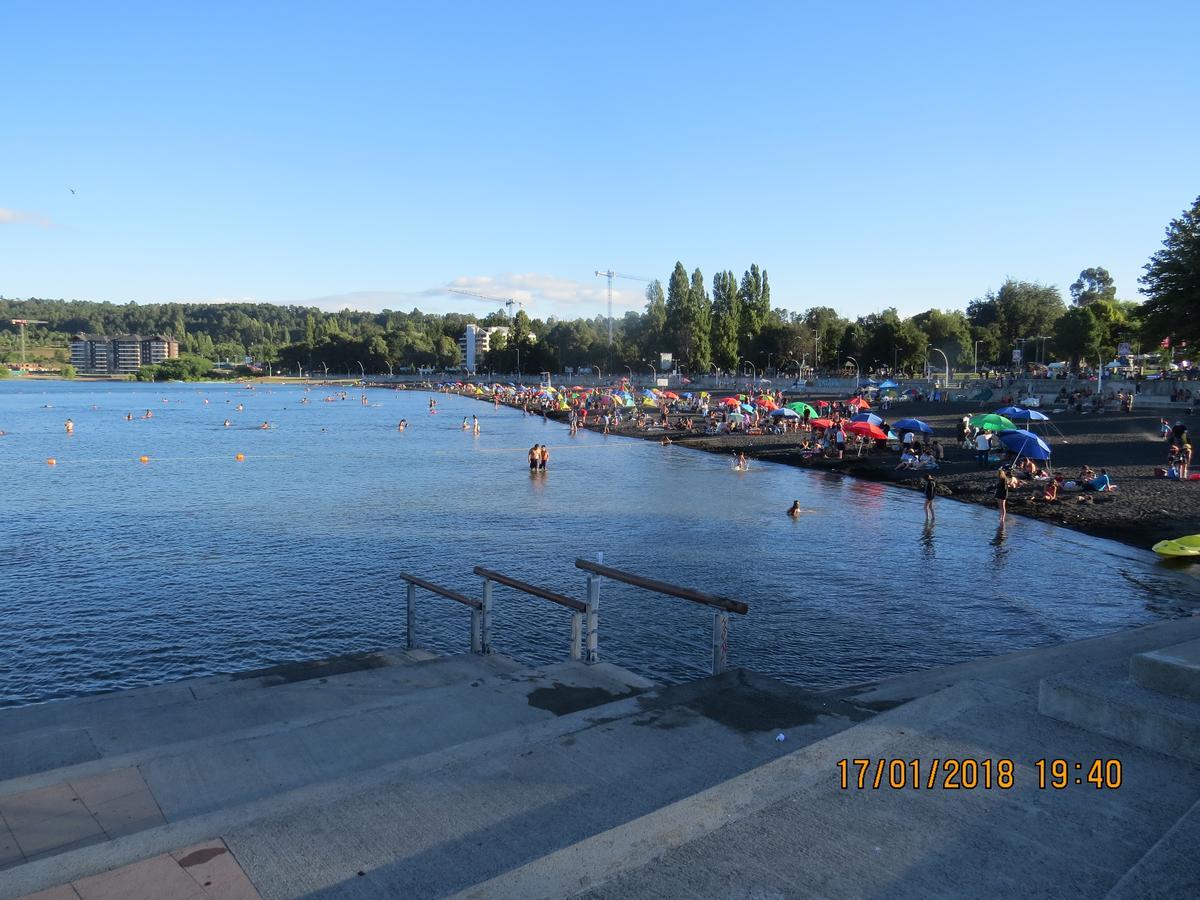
[
  {"x1": 1017, "y1": 457, "x2": 1037, "y2": 477},
  {"x1": 1087, "y1": 468, "x2": 1114, "y2": 492},
  {"x1": 895, "y1": 449, "x2": 918, "y2": 470},
  {"x1": 1077, "y1": 464, "x2": 1096, "y2": 483},
  {"x1": 1034, "y1": 480, "x2": 1059, "y2": 502},
  {"x1": 787, "y1": 500, "x2": 802, "y2": 517},
  {"x1": 916, "y1": 451, "x2": 938, "y2": 470}
]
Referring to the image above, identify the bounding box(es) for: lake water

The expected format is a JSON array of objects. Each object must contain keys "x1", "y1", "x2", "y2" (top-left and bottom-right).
[{"x1": 1, "y1": 380, "x2": 1196, "y2": 708}]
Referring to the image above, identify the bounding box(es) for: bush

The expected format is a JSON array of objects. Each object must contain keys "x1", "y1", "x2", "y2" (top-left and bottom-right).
[{"x1": 60, "y1": 364, "x2": 77, "y2": 379}]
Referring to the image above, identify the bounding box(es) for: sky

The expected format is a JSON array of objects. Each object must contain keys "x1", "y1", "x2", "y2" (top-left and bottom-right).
[{"x1": 2, "y1": 1, "x2": 1198, "y2": 322}]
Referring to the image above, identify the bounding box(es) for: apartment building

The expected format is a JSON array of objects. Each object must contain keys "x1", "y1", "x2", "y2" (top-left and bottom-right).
[{"x1": 69, "y1": 333, "x2": 180, "y2": 374}]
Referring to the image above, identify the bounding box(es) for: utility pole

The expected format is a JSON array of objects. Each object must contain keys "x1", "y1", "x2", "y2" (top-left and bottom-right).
[{"x1": 10, "y1": 319, "x2": 48, "y2": 368}]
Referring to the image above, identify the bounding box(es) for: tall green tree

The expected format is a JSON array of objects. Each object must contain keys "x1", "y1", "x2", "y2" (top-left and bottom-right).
[
  {"x1": 1070, "y1": 267, "x2": 1117, "y2": 306},
  {"x1": 686, "y1": 268, "x2": 712, "y2": 372},
  {"x1": 710, "y1": 271, "x2": 740, "y2": 371},
  {"x1": 737, "y1": 264, "x2": 770, "y2": 354},
  {"x1": 642, "y1": 280, "x2": 667, "y2": 360},
  {"x1": 1139, "y1": 194, "x2": 1200, "y2": 346},
  {"x1": 664, "y1": 262, "x2": 692, "y2": 363},
  {"x1": 967, "y1": 279, "x2": 1065, "y2": 354},
  {"x1": 1053, "y1": 306, "x2": 1103, "y2": 369}
]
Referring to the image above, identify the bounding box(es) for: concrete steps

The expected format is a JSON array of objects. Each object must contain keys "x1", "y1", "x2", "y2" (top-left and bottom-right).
[
  {"x1": 463, "y1": 680, "x2": 1200, "y2": 900},
  {"x1": 0, "y1": 652, "x2": 647, "y2": 890},
  {"x1": 0, "y1": 668, "x2": 871, "y2": 899},
  {"x1": 1129, "y1": 638, "x2": 1200, "y2": 701},
  {"x1": 1106, "y1": 796, "x2": 1200, "y2": 899}
]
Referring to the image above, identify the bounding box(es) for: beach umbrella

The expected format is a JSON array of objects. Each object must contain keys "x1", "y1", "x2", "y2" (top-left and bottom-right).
[
  {"x1": 809, "y1": 418, "x2": 834, "y2": 430},
  {"x1": 661, "y1": 391, "x2": 680, "y2": 399},
  {"x1": 728, "y1": 411, "x2": 745, "y2": 421},
  {"x1": 848, "y1": 397, "x2": 871, "y2": 409},
  {"x1": 845, "y1": 421, "x2": 887, "y2": 440},
  {"x1": 740, "y1": 403, "x2": 756, "y2": 414},
  {"x1": 770, "y1": 407, "x2": 800, "y2": 418},
  {"x1": 849, "y1": 412, "x2": 883, "y2": 425},
  {"x1": 892, "y1": 417, "x2": 933, "y2": 435},
  {"x1": 878, "y1": 379, "x2": 898, "y2": 389},
  {"x1": 998, "y1": 429, "x2": 1052, "y2": 460},
  {"x1": 996, "y1": 406, "x2": 1050, "y2": 423},
  {"x1": 720, "y1": 397, "x2": 740, "y2": 406},
  {"x1": 970, "y1": 413, "x2": 1016, "y2": 432},
  {"x1": 786, "y1": 401, "x2": 819, "y2": 418}
]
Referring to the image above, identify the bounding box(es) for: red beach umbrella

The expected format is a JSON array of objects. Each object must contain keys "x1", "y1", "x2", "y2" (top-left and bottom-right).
[
  {"x1": 848, "y1": 397, "x2": 871, "y2": 409},
  {"x1": 845, "y1": 420, "x2": 886, "y2": 440},
  {"x1": 809, "y1": 418, "x2": 834, "y2": 430}
]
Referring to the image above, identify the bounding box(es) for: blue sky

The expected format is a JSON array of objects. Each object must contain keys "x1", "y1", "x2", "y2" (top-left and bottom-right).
[{"x1": 3, "y1": 1, "x2": 1197, "y2": 321}]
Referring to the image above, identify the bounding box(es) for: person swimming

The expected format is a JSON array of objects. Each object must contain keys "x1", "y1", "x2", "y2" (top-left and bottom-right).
[
  {"x1": 398, "y1": 419, "x2": 407, "y2": 431},
  {"x1": 734, "y1": 451, "x2": 748, "y2": 470},
  {"x1": 125, "y1": 412, "x2": 133, "y2": 421},
  {"x1": 223, "y1": 419, "x2": 232, "y2": 427},
  {"x1": 64, "y1": 419, "x2": 74, "y2": 434},
  {"x1": 462, "y1": 417, "x2": 470, "y2": 429},
  {"x1": 787, "y1": 500, "x2": 802, "y2": 517}
]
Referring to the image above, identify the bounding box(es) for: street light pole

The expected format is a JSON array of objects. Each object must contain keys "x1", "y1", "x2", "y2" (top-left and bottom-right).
[
  {"x1": 930, "y1": 348, "x2": 950, "y2": 390},
  {"x1": 974, "y1": 340, "x2": 983, "y2": 374},
  {"x1": 845, "y1": 356, "x2": 859, "y2": 391}
]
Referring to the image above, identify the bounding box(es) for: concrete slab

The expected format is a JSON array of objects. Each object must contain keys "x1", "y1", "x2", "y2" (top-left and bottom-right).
[
  {"x1": 478, "y1": 682, "x2": 1200, "y2": 900},
  {"x1": 1130, "y1": 638, "x2": 1200, "y2": 701},
  {"x1": 171, "y1": 839, "x2": 261, "y2": 899},
  {"x1": 0, "y1": 784, "x2": 104, "y2": 861},
  {"x1": 1039, "y1": 663, "x2": 1200, "y2": 763},
  {"x1": 0, "y1": 816, "x2": 23, "y2": 868},
  {"x1": 0, "y1": 732, "x2": 99, "y2": 783},
  {"x1": 1106, "y1": 797, "x2": 1200, "y2": 899},
  {"x1": 15, "y1": 886, "x2": 80, "y2": 900},
  {"x1": 69, "y1": 852, "x2": 204, "y2": 900}
]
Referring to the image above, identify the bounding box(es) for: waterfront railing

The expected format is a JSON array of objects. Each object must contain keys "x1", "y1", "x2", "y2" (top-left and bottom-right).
[
  {"x1": 399, "y1": 558, "x2": 748, "y2": 677},
  {"x1": 574, "y1": 559, "x2": 747, "y2": 675}
]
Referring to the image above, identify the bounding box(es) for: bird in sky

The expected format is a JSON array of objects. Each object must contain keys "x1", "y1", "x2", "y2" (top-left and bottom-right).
[{"x1": 69, "y1": 188, "x2": 76, "y2": 195}]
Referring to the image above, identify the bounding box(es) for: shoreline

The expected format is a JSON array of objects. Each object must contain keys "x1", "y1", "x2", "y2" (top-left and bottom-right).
[{"x1": 436, "y1": 387, "x2": 1199, "y2": 557}]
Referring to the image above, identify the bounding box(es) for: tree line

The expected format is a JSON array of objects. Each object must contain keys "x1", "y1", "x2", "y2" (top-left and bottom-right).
[{"x1": 3, "y1": 192, "x2": 1196, "y2": 376}]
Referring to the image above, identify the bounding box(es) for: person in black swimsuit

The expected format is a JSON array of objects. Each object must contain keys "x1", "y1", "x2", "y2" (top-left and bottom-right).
[
  {"x1": 995, "y1": 466, "x2": 1010, "y2": 524},
  {"x1": 923, "y1": 473, "x2": 936, "y2": 520}
]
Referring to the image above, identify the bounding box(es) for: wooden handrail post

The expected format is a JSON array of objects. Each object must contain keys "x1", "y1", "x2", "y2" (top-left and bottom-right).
[
  {"x1": 406, "y1": 582, "x2": 417, "y2": 651},
  {"x1": 570, "y1": 612, "x2": 582, "y2": 660},
  {"x1": 480, "y1": 577, "x2": 493, "y2": 654},
  {"x1": 712, "y1": 612, "x2": 729, "y2": 675},
  {"x1": 471, "y1": 608, "x2": 482, "y2": 654},
  {"x1": 585, "y1": 573, "x2": 600, "y2": 664}
]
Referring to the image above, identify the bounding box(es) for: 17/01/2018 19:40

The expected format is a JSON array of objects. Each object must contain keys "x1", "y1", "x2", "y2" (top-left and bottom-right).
[{"x1": 836, "y1": 758, "x2": 1123, "y2": 790}]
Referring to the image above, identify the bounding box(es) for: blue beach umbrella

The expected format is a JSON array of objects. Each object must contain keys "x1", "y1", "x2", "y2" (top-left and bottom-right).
[
  {"x1": 998, "y1": 429, "x2": 1052, "y2": 460},
  {"x1": 878, "y1": 379, "x2": 899, "y2": 389},
  {"x1": 740, "y1": 403, "x2": 756, "y2": 414},
  {"x1": 770, "y1": 407, "x2": 800, "y2": 418},
  {"x1": 893, "y1": 417, "x2": 933, "y2": 435},
  {"x1": 850, "y1": 412, "x2": 883, "y2": 425},
  {"x1": 996, "y1": 406, "x2": 1051, "y2": 422}
]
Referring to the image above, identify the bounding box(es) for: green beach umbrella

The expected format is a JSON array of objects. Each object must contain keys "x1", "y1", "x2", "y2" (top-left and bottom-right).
[
  {"x1": 786, "y1": 401, "x2": 820, "y2": 418},
  {"x1": 970, "y1": 413, "x2": 1016, "y2": 432}
]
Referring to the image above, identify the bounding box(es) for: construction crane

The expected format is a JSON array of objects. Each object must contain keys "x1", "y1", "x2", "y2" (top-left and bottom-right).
[
  {"x1": 446, "y1": 288, "x2": 527, "y2": 320},
  {"x1": 10, "y1": 319, "x2": 49, "y2": 368},
  {"x1": 593, "y1": 270, "x2": 650, "y2": 349}
]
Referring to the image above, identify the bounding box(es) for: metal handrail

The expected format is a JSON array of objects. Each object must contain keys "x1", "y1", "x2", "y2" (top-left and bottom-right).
[
  {"x1": 473, "y1": 567, "x2": 586, "y2": 613},
  {"x1": 398, "y1": 571, "x2": 487, "y2": 654},
  {"x1": 573, "y1": 560, "x2": 748, "y2": 615},
  {"x1": 397, "y1": 571, "x2": 481, "y2": 609},
  {"x1": 573, "y1": 558, "x2": 747, "y2": 674},
  {"x1": 473, "y1": 565, "x2": 595, "y2": 663}
]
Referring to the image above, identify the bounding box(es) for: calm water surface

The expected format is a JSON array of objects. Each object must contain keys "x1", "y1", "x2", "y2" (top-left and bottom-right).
[{"x1": 1, "y1": 380, "x2": 1196, "y2": 707}]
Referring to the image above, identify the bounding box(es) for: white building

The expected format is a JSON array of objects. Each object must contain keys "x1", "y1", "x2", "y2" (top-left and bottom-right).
[{"x1": 458, "y1": 325, "x2": 510, "y2": 374}]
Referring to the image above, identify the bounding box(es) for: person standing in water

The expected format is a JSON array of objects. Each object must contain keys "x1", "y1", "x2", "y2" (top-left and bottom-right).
[
  {"x1": 995, "y1": 466, "x2": 1010, "y2": 524},
  {"x1": 735, "y1": 451, "x2": 748, "y2": 470},
  {"x1": 528, "y1": 444, "x2": 540, "y2": 472},
  {"x1": 64, "y1": 419, "x2": 74, "y2": 434},
  {"x1": 539, "y1": 444, "x2": 549, "y2": 471},
  {"x1": 472, "y1": 415, "x2": 479, "y2": 434},
  {"x1": 462, "y1": 417, "x2": 470, "y2": 429},
  {"x1": 923, "y1": 473, "x2": 937, "y2": 520}
]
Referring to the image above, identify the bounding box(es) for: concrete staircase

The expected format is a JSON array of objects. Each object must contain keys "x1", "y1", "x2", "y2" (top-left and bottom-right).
[
  {"x1": 4, "y1": 619, "x2": 1200, "y2": 899},
  {"x1": 0, "y1": 651, "x2": 873, "y2": 899},
  {"x1": 1039, "y1": 637, "x2": 1200, "y2": 763}
]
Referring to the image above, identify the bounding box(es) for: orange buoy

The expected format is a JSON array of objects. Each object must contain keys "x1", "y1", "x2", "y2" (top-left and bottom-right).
[
  {"x1": 46, "y1": 458, "x2": 57, "y2": 466},
  {"x1": 235, "y1": 453, "x2": 245, "y2": 461},
  {"x1": 139, "y1": 455, "x2": 150, "y2": 464}
]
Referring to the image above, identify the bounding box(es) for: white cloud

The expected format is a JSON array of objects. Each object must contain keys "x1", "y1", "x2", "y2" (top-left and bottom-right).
[
  {"x1": 306, "y1": 272, "x2": 653, "y2": 319},
  {"x1": 0, "y1": 207, "x2": 51, "y2": 227}
]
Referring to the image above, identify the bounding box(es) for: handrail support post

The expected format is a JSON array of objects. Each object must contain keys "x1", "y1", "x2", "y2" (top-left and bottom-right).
[
  {"x1": 712, "y1": 612, "x2": 729, "y2": 675},
  {"x1": 406, "y1": 582, "x2": 417, "y2": 650},
  {"x1": 585, "y1": 574, "x2": 600, "y2": 664},
  {"x1": 480, "y1": 577, "x2": 493, "y2": 654}
]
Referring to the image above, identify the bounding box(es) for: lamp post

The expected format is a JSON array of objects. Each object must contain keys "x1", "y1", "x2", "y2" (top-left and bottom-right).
[
  {"x1": 709, "y1": 363, "x2": 720, "y2": 389},
  {"x1": 623, "y1": 365, "x2": 633, "y2": 384},
  {"x1": 591, "y1": 365, "x2": 601, "y2": 383},
  {"x1": 1034, "y1": 334, "x2": 1051, "y2": 365},
  {"x1": 356, "y1": 360, "x2": 365, "y2": 380},
  {"x1": 765, "y1": 353, "x2": 774, "y2": 378},
  {"x1": 741, "y1": 359, "x2": 757, "y2": 383},
  {"x1": 930, "y1": 348, "x2": 950, "y2": 390},
  {"x1": 974, "y1": 340, "x2": 984, "y2": 375},
  {"x1": 845, "y1": 356, "x2": 859, "y2": 391},
  {"x1": 649, "y1": 364, "x2": 657, "y2": 383}
]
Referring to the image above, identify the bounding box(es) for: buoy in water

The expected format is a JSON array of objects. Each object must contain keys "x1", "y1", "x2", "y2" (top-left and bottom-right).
[
  {"x1": 139, "y1": 455, "x2": 150, "y2": 464},
  {"x1": 46, "y1": 458, "x2": 57, "y2": 466},
  {"x1": 235, "y1": 453, "x2": 245, "y2": 461}
]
